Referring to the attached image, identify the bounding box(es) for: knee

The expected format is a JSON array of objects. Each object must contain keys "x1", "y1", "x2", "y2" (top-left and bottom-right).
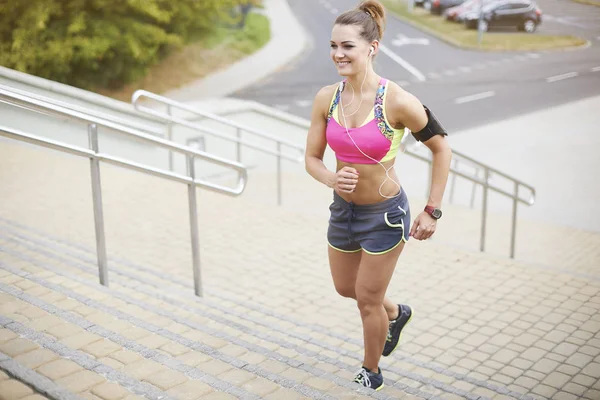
[
  {"x1": 334, "y1": 283, "x2": 356, "y2": 299},
  {"x1": 355, "y1": 287, "x2": 382, "y2": 315}
]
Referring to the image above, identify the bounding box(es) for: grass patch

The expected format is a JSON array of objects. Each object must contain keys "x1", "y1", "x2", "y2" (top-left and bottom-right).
[
  {"x1": 572, "y1": 0, "x2": 600, "y2": 6},
  {"x1": 97, "y1": 12, "x2": 270, "y2": 102},
  {"x1": 382, "y1": 0, "x2": 587, "y2": 51}
]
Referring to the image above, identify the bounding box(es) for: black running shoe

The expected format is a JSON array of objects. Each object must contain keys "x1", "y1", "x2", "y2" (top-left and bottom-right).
[
  {"x1": 353, "y1": 366, "x2": 384, "y2": 391},
  {"x1": 382, "y1": 304, "x2": 413, "y2": 357}
]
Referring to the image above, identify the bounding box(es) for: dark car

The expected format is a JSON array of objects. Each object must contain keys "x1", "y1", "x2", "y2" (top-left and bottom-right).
[
  {"x1": 464, "y1": 0, "x2": 542, "y2": 32},
  {"x1": 428, "y1": 0, "x2": 467, "y2": 15}
]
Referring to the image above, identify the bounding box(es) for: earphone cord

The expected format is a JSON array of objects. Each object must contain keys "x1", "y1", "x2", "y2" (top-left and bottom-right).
[{"x1": 339, "y1": 64, "x2": 401, "y2": 200}]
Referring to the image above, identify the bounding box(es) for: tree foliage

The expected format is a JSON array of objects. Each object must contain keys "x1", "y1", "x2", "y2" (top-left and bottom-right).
[{"x1": 0, "y1": 0, "x2": 257, "y2": 89}]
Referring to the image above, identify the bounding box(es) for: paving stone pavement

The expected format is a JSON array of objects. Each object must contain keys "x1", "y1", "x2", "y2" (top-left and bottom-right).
[
  {"x1": 0, "y1": 368, "x2": 50, "y2": 400},
  {"x1": 1, "y1": 139, "x2": 600, "y2": 400}
]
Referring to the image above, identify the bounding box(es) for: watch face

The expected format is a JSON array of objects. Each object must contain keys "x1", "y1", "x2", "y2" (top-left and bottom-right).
[{"x1": 432, "y1": 209, "x2": 442, "y2": 219}]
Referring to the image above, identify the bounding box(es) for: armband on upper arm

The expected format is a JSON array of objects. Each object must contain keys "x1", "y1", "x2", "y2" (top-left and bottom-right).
[{"x1": 411, "y1": 105, "x2": 448, "y2": 142}]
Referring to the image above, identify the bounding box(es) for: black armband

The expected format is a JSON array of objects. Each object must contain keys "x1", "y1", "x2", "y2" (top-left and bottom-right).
[{"x1": 411, "y1": 105, "x2": 448, "y2": 142}]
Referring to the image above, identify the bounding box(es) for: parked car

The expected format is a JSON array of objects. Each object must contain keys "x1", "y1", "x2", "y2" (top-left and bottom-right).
[
  {"x1": 428, "y1": 0, "x2": 467, "y2": 15},
  {"x1": 445, "y1": 0, "x2": 501, "y2": 22},
  {"x1": 464, "y1": 0, "x2": 542, "y2": 32},
  {"x1": 444, "y1": 0, "x2": 477, "y2": 21}
]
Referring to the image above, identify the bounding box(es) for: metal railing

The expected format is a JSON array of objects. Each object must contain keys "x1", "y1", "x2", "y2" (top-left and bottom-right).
[
  {"x1": 0, "y1": 87, "x2": 248, "y2": 296},
  {"x1": 131, "y1": 90, "x2": 305, "y2": 205},
  {"x1": 0, "y1": 84, "x2": 164, "y2": 137},
  {"x1": 223, "y1": 101, "x2": 535, "y2": 259}
]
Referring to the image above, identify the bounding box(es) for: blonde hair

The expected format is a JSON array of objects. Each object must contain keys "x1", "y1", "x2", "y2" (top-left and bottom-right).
[{"x1": 335, "y1": 0, "x2": 387, "y2": 42}]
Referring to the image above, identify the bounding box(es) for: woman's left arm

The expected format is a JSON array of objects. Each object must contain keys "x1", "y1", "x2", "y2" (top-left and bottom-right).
[
  {"x1": 418, "y1": 136, "x2": 452, "y2": 240},
  {"x1": 391, "y1": 87, "x2": 452, "y2": 240}
]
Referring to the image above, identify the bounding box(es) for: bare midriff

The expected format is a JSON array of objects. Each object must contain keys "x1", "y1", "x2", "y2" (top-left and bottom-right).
[{"x1": 335, "y1": 158, "x2": 401, "y2": 205}]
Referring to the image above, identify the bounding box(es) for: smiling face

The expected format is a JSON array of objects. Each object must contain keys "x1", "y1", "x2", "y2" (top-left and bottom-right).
[{"x1": 330, "y1": 24, "x2": 374, "y2": 77}]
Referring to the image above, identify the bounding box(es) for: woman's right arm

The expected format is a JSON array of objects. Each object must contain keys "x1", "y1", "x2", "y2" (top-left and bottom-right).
[
  {"x1": 305, "y1": 86, "x2": 336, "y2": 188},
  {"x1": 305, "y1": 86, "x2": 358, "y2": 193}
]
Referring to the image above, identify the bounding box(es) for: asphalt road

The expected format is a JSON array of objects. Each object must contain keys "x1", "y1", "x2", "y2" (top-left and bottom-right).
[{"x1": 234, "y1": 0, "x2": 600, "y2": 133}]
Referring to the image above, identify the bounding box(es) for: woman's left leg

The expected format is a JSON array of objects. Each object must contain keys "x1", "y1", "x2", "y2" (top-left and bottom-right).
[{"x1": 355, "y1": 243, "x2": 405, "y2": 372}]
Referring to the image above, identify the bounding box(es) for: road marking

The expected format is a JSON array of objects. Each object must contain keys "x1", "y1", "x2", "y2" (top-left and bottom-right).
[
  {"x1": 544, "y1": 14, "x2": 587, "y2": 28},
  {"x1": 391, "y1": 34, "x2": 430, "y2": 47},
  {"x1": 379, "y1": 44, "x2": 426, "y2": 82},
  {"x1": 473, "y1": 63, "x2": 486, "y2": 69},
  {"x1": 454, "y1": 91, "x2": 495, "y2": 104},
  {"x1": 592, "y1": 66, "x2": 600, "y2": 72},
  {"x1": 528, "y1": 53, "x2": 541, "y2": 59},
  {"x1": 546, "y1": 72, "x2": 578, "y2": 83},
  {"x1": 274, "y1": 104, "x2": 290, "y2": 111},
  {"x1": 443, "y1": 70, "x2": 456, "y2": 76},
  {"x1": 295, "y1": 100, "x2": 312, "y2": 108},
  {"x1": 459, "y1": 66, "x2": 472, "y2": 73},
  {"x1": 428, "y1": 72, "x2": 442, "y2": 79}
]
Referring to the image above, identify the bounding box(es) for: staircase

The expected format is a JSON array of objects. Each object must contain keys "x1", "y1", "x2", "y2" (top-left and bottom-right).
[{"x1": 2, "y1": 138, "x2": 600, "y2": 400}]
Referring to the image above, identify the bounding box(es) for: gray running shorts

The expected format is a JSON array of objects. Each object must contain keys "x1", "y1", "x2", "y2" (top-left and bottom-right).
[{"x1": 327, "y1": 189, "x2": 411, "y2": 255}]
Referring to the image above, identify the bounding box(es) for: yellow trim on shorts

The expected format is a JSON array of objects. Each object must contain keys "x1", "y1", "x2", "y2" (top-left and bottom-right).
[
  {"x1": 362, "y1": 237, "x2": 407, "y2": 256},
  {"x1": 328, "y1": 242, "x2": 362, "y2": 253}
]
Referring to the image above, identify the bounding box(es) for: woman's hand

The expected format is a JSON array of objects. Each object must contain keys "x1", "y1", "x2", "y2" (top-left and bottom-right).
[
  {"x1": 410, "y1": 212, "x2": 437, "y2": 240},
  {"x1": 333, "y1": 166, "x2": 359, "y2": 193}
]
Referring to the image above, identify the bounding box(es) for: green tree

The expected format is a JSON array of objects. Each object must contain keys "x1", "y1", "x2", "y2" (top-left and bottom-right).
[{"x1": 0, "y1": 0, "x2": 253, "y2": 89}]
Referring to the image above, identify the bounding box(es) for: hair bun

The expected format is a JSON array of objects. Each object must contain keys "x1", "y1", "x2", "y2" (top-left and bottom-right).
[{"x1": 357, "y1": 0, "x2": 386, "y2": 39}]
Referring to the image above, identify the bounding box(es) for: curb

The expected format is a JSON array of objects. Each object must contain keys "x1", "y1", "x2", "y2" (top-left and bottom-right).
[{"x1": 163, "y1": 0, "x2": 309, "y2": 102}]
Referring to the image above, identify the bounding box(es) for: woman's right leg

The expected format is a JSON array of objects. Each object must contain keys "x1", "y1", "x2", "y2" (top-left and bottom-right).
[{"x1": 328, "y1": 247, "x2": 400, "y2": 320}]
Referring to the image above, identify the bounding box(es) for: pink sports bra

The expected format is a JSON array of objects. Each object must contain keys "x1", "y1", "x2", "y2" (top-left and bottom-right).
[{"x1": 325, "y1": 78, "x2": 404, "y2": 164}]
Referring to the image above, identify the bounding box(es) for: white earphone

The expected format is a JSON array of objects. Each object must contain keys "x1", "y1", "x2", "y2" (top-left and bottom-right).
[{"x1": 338, "y1": 44, "x2": 402, "y2": 200}]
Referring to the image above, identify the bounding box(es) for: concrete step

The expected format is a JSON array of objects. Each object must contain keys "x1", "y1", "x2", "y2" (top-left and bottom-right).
[{"x1": 0, "y1": 300, "x2": 146, "y2": 400}]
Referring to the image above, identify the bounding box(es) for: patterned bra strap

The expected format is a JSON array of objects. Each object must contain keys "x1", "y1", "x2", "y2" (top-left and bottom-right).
[{"x1": 327, "y1": 80, "x2": 345, "y2": 121}]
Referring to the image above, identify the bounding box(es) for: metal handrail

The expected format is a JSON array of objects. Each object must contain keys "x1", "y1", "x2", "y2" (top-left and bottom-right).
[
  {"x1": 0, "y1": 84, "x2": 164, "y2": 136},
  {"x1": 225, "y1": 101, "x2": 536, "y2": 258},
  {"x1": 0, "y1": 89, "x2": 248, "y2": 297},
  {"x1": 132, "y1": 90, "x2": 305, "y2": 205}
]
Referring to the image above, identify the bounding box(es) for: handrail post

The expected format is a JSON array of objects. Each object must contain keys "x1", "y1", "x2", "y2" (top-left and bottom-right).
[
  {"x1": 510, "y1": 181, "x2": 519, "y2": 259},
  {"x1": 167, "y1": 105, "x2": 173, "y2": 171},
  {"x1": 471, "y1": 167, "x2": 479, "y2": 209},
  {"x1": 236, "y1": 128, "x2": 242, "y2": 163},
  {"x1": 187, "y1": 155, "x2": 203, "y2": 297},
  {"x1": 480, "y1": 168, "x2": 490, "y2": 253},
  {"x1": 449, "y1": 159, "x2": 459, "y2": 204},
  {"x1": 277, "y1": 142, "x2": 282, "y2": 206},
  {"x1": 88, "y1": 124, "x2": 109, "y2": 286}
]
